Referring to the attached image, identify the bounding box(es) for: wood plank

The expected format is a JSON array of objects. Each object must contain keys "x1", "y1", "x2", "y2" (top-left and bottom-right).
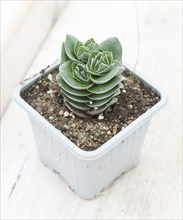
[{"x1": 1, "y1": 1, "x2": 67, "y2": 116}]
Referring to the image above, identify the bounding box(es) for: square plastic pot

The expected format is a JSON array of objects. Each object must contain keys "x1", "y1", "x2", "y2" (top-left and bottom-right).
[{"x1": 13, "y1": 60, "x2": 167, "y2": 199}]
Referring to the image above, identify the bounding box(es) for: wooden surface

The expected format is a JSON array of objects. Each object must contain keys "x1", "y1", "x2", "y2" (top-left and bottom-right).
[
  {"x1": 1, "y1": 1, "x2": 66, "y2": 116},
  {"x1": 1, "y1": 1, "x2": 182, "y2": 219}
]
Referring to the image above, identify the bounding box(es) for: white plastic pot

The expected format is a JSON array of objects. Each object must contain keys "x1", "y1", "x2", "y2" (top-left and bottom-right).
[{"x1": 13, "y1": 60, "x2": 167, "y2": 199}]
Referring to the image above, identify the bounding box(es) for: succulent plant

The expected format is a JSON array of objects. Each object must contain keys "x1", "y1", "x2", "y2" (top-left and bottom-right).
[
  {"x1": 74, "y1": 38, "x2": 100, "y2": 63},
  {"x1": 57, "y1": 34, "x2": 125, "y2": 118}
]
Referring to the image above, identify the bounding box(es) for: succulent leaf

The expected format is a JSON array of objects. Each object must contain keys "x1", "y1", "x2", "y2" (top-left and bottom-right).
[
  {"x1": 88, "y1": 85, "x2": 123, "y2": 100},
  {"x1": 61, "y1": 43, "x2": 70, "y2": 64},
  {"x1": 86, "y1": 98, "x2": 118, "y2": 115},
  {"x1": 57, "y1": 75, "x2": 91, "y2": 96},
  {"x1": 100, "y1": 37, "x2": 122, "y2": 62},
  {"x1": 71, "y1": 62, "x2": 91, "y2": 83},
  {"x1": 59, "y1": 61, "x2": 93, "y2": 90},
  {"x1": 62, "y1": 90, "x2": 90, "y2": 103},
  {"x1": 87, "y1": 51, "x2": 115, "y2": 76},
  {"x1": 65, "y1": 34, "x2": 79, "y2": 62},
  {"x1": 74, "y1": 38, "x2": 100, "y2": 63},
  {"x1": 90, "y1": 60, "x2": 125, "y2": 84},
  {"x1": 87, "y1": 90, "x2": 120, "y2": 108},
  {"x1": 63, "y1": 95, "x2": 90, "y2": 111},
  {"x1": 88, "y1": 75, "x2": 124, "y2": 94}
]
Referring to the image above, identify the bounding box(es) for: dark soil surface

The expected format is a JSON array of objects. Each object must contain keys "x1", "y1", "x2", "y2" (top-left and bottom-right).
[{"x1": 21, "y1": 68, "x2": 160, "y2": 151}]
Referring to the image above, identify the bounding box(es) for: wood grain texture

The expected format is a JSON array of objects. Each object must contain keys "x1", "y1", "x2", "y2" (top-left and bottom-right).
[
  {"x1": 1, "y1": 1, "x2": 182, "y2": 219},
  {"x1": 1, "y1": 1, "x2": 67, "y2": 116}
]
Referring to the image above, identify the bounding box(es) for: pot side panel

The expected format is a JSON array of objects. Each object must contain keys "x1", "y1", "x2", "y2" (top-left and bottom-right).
[{"x1": 29, "y1": 117, "x2": 150, "y2": 199}]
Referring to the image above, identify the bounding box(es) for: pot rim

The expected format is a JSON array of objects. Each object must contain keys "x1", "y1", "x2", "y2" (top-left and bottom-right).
[{"x1": 12, "y1": 59, "x2": 168, "y2": 160}]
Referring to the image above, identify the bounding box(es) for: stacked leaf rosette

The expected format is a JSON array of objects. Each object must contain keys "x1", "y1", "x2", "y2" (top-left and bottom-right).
[{"x1": 56, "y1": 34, "x2": 125, "y2": 118}]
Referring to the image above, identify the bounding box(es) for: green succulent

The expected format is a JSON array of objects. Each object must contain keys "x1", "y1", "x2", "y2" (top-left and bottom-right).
[
  {"x1": 72, "y1": 62, "x2": 90, "y2": 83},
  {"x1": 86, "y1": 51, "x2": 115, "y2": 76},
  {"x1": 57, "y1": 34, "x2": 125, "y2": 118},
  {"x1": 74, "y1": 38, "x2": 100, "y2": 63},
  {"x1": 61, "y1": 35, "x2": 100, "y2": 64}
]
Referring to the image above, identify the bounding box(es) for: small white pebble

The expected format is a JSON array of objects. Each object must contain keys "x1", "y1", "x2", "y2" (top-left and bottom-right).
[
  {"x1": 63, "y1": 124, "x2": 69, "y2": 129},
  {"x1": 49, "y1": 116, "x2": 54, "y2": 120},
  {"x1": 94, "y1": 107, "x2": 98, "y2": 110},
  {"x1": 122, "y1": 89, "x2": 126, "y2": 93},
  {"x1": 89, "y1": 101, "x2": 93, "y2": 104},
  {"x1": 98, "y1": 114, "x2": 104, "y2": 120},
  {"x1": 64, "y1": 111, "x2": 70, "y2": 117},
  {"x1": 127, "y1": 104, "x2": 133, "y2": 109},
  {"x1": 59, "y1": 110, "x2": 64, "y2": 116},
  {"x1": 36, "y1": 85, "x2": 39, "y2": 89},
  {"x1": 47, "y1": 90, "x2": 53, "y2": 94},
  {"x1": 47, "y1": 74, "x2": 53, "y2": 82},
  {"x1": 107, "y1": 130, "x2": 111, "y2": 135}
]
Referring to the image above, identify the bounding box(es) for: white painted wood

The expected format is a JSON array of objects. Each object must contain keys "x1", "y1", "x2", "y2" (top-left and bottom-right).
[
  {"x1": 1, "y1": 1, "x2": 34, "y2": 52},
  {"x1": 1, "y1": 1, "x2": 67, "y2": 116},
  {"x1": 1, "y1": 1, "x2": 182, "y2": 219}
]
